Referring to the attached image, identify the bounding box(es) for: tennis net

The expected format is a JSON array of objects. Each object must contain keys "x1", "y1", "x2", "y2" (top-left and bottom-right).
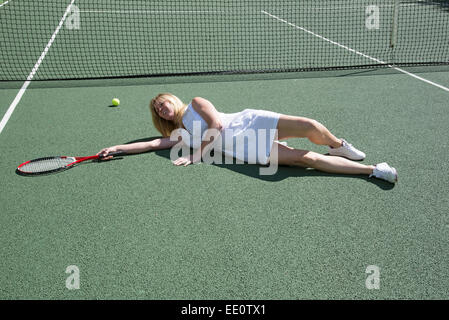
[{"x1": 0, "y1": 0, "x2": 448, "y2": 81}]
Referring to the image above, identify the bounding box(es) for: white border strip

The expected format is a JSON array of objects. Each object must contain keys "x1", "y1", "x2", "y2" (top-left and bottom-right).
[
  {"x1": 79, "y1": 1, "x2": 444, "y2": 14},
  {"x1": 261, "y1": 10, "x2": 449, "y2": 92},
  {"x1": 80, "y1": 10, "x2": 225, "y2": 14},
  {"x1": 0, "y1": 0, "x2": 77, "y2": 135},
  {"x1": 0, "y1": 1, "x2": 10, "y2": 8}
]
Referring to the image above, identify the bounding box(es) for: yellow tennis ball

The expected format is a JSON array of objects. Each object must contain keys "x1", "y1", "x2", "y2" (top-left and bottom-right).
[{"x1": 112, "y1": 98, "x2": 120, "y2": 106}]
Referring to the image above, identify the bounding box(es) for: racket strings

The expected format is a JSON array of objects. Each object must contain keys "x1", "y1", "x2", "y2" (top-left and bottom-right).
[{"x1": 19, "y1": 157, "x2": 75, "y2": 173}]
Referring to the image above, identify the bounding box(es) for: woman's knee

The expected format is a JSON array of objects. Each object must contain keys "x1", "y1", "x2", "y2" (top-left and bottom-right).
[
  {"x1": 291, "y1": 150, "x2": 318, "y2": 167},
  {"x1": 301, "y1": 151, "x2": 319, "y2": 166},
  {"x1": 300, "y1": 118, "x2": 320, "y2": 136},
  {"x1": 276, "y1": 143, "x2": 319, "y2": 167},
  {"x1": 309, "y1": 118, "x2": 323, "y2": 132}
]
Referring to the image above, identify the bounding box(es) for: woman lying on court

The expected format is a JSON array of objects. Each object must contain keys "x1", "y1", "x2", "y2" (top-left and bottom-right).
[{"x1": 98, "y1": 93, "x2": 398, "y2": 183}]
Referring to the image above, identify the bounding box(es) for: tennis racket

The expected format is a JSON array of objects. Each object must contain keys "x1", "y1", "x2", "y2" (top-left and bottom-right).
[{"x1": 16, "y1": 151, "x2": 126, "y2": 176}]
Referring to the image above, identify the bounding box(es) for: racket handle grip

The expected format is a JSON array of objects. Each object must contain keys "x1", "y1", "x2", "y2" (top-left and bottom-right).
[{"x1": 99, "y1": 151, "x2": 126, "y2": 159}]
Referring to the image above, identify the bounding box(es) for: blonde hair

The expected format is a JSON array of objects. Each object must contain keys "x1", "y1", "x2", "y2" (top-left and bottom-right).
[{"x1": 149, "y1": 93, "x2": 187, "y2": 137}]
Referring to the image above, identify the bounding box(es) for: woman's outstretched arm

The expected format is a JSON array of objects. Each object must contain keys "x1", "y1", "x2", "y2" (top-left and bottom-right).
[{"x1": 97, "y1": 137, "x2": 178, "y2": 160}]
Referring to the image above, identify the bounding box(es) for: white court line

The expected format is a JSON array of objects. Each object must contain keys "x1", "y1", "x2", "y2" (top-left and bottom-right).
[
  {"x1": 392, "y1": 67, "x2": 449, "y2": 92},
  {"x1": 261, "y1": 10, "x2": 449, "y2": 93},
  {"x1": 0, "y1": 0, "x2": 77, "y2": 135},
  {"x1": 0, "y1": 1, "x2": 10, "y2": 8}
]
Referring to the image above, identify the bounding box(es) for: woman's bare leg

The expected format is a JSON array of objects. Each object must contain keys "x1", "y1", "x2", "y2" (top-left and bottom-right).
[
  {"x1": 276, "y1": 114, "x2": 342, "y2": 148},
  {"x1": 275, "y1": 142, "x2": 374, "y2": 175}
]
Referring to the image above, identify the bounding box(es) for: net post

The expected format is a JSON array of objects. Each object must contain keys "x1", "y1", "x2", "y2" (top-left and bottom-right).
[{"x1": 390, "y1": 0, "x2": 400, "y2": 48}]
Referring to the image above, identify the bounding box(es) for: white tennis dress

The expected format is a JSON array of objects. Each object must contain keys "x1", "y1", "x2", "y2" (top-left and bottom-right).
[{"x1": 181, "y1": 103, "x2": 280, "y2": 165}]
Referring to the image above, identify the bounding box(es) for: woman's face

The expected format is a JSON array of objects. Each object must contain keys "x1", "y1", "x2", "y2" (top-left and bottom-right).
[{"x1": 154, "y1": 99, "x2": 175, "y2": 121}]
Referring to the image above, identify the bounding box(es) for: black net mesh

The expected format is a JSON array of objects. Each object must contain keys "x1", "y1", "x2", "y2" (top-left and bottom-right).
[{"x1": 1, "y1": 0, "x2": 448, "y2": 80}]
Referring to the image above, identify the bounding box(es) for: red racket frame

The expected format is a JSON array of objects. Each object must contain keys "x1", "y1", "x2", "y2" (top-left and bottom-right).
[{"x1": 16, "y1": 151, "x2": 125, "y2": 176}]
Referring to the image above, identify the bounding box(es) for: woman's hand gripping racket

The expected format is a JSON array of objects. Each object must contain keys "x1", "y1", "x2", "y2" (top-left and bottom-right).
[{"x1": 16, "y1": 151, "x2": 126, "y2": 176}]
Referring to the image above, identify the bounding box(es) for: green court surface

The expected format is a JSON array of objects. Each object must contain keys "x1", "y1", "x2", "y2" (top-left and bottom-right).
[
  {"x1": 0, "y1": 90, "x2": 18, "y2": 116},
  {"x1": 1, "y1": 71, "x2": 448, "y2": 299},
  {"x1": 1, "y1": 0, "x2": 448, "y2": 300}
]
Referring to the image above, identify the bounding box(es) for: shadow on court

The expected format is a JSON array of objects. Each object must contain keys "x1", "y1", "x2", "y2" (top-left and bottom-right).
[
  {"x1": 130, "y1": 139, "x2": 396, "y2": 191},
  {"x1": 14, "y1": 136, "x2": 394, "y2": 190}
]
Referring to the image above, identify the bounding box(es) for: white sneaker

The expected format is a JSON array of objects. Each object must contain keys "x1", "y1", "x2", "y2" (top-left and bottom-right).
[
  {"x1": 329, "y1": 139, "x2": 366, "y2": 160},
  {"x1": 369, "y1": 162, "x2": 398, "y2": 183}
]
